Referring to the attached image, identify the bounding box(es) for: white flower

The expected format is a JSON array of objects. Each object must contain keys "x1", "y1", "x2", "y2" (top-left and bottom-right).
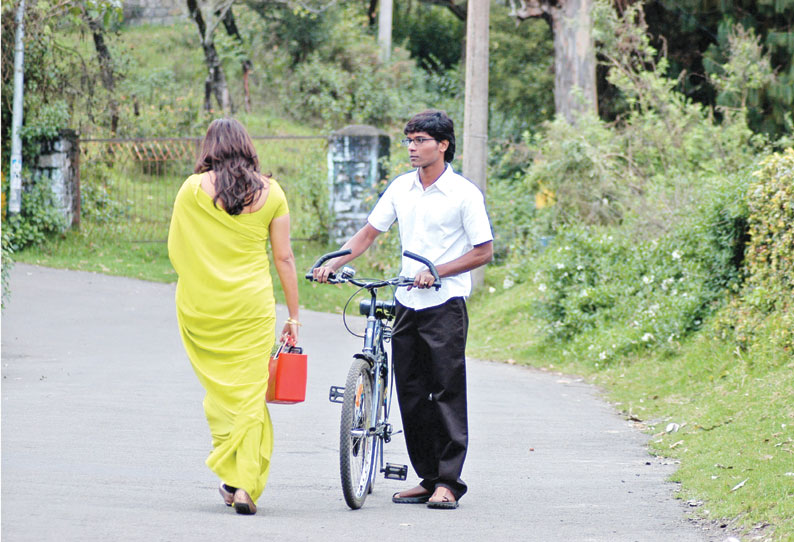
[
  {"x1": 642, "y1": 275, "x2": 654, "y2": 285},
  {"x1": 538, "y1": 284, "x2": 547, "y2": 292},
  {"x1": 577, "y1": 265, "x2": 584, "y2": 271},
  {"x1": 488, "y1": 286, "x2": 496, "y2": 293},
  {"x1": 556, "y1": 263, "x2": 565, "y2": 269},
  {"x1": 599, "y1": 351, "x2": 607, "y2": 360},
  {"x1": 581, "y1": 289, "x2": 589, "y2": 297},
  {"x1": 641, "y1": 333, "x2": 654, "y2": 342},
  {"x1": 672, "y1": 250, "x2": 682, "y2": 260},
  {"x1": 503, "y1": 277, "x2": 514, "y2": 289}
]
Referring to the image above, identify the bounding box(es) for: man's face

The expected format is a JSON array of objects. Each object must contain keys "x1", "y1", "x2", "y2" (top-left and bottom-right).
[{"x1": 406, "y1": 131, "x2": 448, "y2": 169}]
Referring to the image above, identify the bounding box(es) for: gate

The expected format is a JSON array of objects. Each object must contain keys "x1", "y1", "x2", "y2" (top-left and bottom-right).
[{"x1": 79, "y1": 135, "x2": 329, "y2": 242}]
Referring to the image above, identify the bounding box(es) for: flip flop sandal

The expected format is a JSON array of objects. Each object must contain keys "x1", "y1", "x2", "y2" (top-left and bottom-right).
[
  {"x1": 392, "y1": 491, "x2": 431, "y2": 504},
  {"x1": 427, "y1": 495, "x2": 459, "y2": 509}
]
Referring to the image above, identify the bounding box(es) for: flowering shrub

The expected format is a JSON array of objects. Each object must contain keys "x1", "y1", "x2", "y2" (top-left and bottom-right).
[{"x1": 528, "y1": 168, "x2": 752, "y2": 365}]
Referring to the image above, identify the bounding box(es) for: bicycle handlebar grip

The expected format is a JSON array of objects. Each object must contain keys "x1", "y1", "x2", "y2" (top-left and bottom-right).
[
  {"x1": 402, "y1": 250, "x2": 442, "y2": 287},
  {"x1": 305, "y1": 249, "x2": 353, "y2": 280}
]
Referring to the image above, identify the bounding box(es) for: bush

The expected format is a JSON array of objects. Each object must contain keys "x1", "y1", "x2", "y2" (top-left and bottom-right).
[
  {"x1": 717, "y1": 148, "x2": 794, "y2": 352},
  {"x1": 2, "y1": 175, "x2": 67, "y2": 251},
  {"x1": 526, "y1": 166, "x2": 753, "y2": 365}
]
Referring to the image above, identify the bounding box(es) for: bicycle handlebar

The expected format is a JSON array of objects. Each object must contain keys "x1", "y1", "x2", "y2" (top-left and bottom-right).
[
  {"x1": 304, "y1": 249, "x2": 352, "y2": 280},
  {"x1": 305, "y1": 249, "x2": 441, "y2": 290}
]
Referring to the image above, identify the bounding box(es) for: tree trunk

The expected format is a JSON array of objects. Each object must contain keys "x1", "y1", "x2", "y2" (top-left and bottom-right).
[
  {"x1": 513, "y1": 0, "x2": 598, "y2": 123},
  {"x1": 551, "y1": 0, "x2": 597, "y2": 122},
  {"x1": 87, "y1": 18, "x2": 119, "y2": 134},
  {"x1": 221, "y1": 7, "x2": 252, "y2": 112},
  {"x1": 187, "y1": 0, "x2": 233, "y2": 113}
]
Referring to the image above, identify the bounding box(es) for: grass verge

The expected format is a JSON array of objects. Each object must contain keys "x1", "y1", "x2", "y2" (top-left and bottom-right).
[{"x1": 467, "y1": 275, "x2": 793, "y2": 542}]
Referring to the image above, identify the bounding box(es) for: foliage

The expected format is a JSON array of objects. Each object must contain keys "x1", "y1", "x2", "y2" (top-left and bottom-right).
[
  {"x1": 1, "y1": 1, "x2": 124, "y2": 159},
  {"x1": 716, "y1": 149, "x2": 794, "y2": 353},
  {"x1": 2, "y1": 174, "x2": 67, "y2": 252},
  {"x1": 79, "y1": 162, "x2": 131, "y2": 223},
  {"x1": 392, "y1": 1, "x2": 465, "y2": 71},
  {"x1": 488, "y1": 11, "x2": 555, "y2": 140},
  {"x1": 278, "y1": 9, "x2": 440, "y2": 130},
  {"x1": 644, "y1": 0, "x2": 794, "y2": 138}
]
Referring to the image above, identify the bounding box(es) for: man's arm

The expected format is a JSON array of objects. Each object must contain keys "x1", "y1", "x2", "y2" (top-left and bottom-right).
[
  {"x1": 413, "y1": 241, "x2": 493, "y2": 289},
  {"x1": 312, "y1": 223, "x2": 382, "y2": 283}
]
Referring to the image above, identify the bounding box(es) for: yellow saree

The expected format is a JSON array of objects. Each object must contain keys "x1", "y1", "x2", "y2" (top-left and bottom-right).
[{"x1": 168, "y1": 174, "x2": 288, "y2": 501}]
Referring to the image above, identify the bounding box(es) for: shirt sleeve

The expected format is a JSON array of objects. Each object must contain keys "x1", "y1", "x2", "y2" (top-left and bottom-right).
[
  {"x1": 270, "y1": 180, "x2": 289, "y2": 219},
  {"x1": 367, "y1": 181, "x2": 397, "y2": 232},
  {"x1": 462, "y1": 187, "x2": 493, "y2": 246}
]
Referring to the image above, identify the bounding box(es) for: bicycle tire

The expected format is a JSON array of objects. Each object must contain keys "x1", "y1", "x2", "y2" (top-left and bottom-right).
[{"x1": 340, "y1": 358, "x2": 377, "y2": 509}]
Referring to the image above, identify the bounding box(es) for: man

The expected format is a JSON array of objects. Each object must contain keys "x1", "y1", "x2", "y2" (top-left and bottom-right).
[{"x1": 313, "y1": 109, "x2": 493, "y2": 509}]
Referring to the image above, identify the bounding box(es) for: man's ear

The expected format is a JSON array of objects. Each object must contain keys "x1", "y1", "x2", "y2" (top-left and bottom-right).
[{"x1": 438, "y1": 139, "x2": 449, "y2": 153}]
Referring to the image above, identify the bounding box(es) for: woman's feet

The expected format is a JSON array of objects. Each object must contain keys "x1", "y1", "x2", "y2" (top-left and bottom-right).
[
  {"x1": 219, "y1": 483, "x2": 236, "y2": 507},
  {"x1": 232, "y1": 488, "x2": 257, "y2": 515}
]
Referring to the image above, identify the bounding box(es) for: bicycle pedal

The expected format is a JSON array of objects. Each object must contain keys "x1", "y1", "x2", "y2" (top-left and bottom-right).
[
  {"x1": 383, "y1": 463, "x2": 408, "y2": 481},
  {"x1": 329, "y1": 386, "x2": 345, "y2": 403}
]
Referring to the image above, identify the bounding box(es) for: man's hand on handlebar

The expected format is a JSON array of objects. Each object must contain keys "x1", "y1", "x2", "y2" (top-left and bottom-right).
[
  {"x1": 410, "y1": 269, "x2": 436, "y2": 290},
  {"x1": 312, "y1": 265, "x2": 337, "y2": 284}
]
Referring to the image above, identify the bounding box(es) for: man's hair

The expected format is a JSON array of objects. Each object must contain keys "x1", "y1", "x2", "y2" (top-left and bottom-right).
[{"x1": 404, "y1": 109, "x2": 455, "y2": 163}]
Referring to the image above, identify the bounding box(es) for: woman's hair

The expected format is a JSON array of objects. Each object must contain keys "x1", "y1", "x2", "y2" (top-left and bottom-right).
[
  {"x1": 404, "y1": 109, "x2": 456, "y2": 163},
  {"x1": 194, "y1": 118, "x2": 267, "y2": 216}
]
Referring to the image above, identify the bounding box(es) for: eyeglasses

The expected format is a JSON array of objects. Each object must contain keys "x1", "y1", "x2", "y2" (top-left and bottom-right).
[{"x1": 400, "y1": 137, "x2": 437, "y2": 147}]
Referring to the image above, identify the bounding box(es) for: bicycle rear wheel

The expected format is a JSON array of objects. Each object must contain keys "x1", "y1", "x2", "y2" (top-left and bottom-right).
[{"x1": 340, "y1": 358, "x2": 377, "y2": 509}]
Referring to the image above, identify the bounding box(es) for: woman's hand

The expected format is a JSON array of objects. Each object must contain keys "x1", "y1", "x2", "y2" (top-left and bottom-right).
[{"x1": 281, "y1": 319, "x2": 300, "y2": 346}]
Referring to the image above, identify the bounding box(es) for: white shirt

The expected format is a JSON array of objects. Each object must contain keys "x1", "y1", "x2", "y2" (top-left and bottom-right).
[{"x1": 367, "y1": 164, "x2": 493, "y2": 310}]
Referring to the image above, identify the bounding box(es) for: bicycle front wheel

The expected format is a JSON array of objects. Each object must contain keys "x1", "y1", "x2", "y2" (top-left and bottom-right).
[{"x1": 339, "y1": 358, "x2": 377, "y2": 509}]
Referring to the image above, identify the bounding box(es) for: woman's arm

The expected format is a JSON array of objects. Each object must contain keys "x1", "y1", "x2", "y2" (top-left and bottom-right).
[{"x1": 270, "y1": 213, "x2": 300, "y2": 343}]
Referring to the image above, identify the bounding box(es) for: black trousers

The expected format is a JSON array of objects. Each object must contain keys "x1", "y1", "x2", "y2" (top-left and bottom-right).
[{"x1": 392, "y1": 296, "x2": 469, "y2": 500}]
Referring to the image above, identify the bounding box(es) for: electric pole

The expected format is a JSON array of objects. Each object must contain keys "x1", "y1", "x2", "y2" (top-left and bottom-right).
[
  {"x1": 9, "y1": 0, "x2": 27, "y2": 215},
  {"x1": 378, "y1": 0, "x2": 393, "y2": 62},
  {"x1": 462, "y1": 0, "x2": 490, "y2": 287}
]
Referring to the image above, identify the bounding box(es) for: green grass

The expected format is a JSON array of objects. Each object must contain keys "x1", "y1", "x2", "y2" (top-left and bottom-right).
[{"x1": 466, "y1": 271, "x2": 794, "y2": 542}]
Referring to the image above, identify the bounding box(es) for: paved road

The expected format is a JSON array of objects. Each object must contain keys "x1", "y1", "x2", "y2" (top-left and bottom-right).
[{"x1": 2, "y1": 265, "x2": 709, "y2": 541}]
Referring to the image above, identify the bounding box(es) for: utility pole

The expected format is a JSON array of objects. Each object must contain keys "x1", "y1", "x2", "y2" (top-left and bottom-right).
[
  {"x1": 378, "y1": 0, "x2": 393, "y2": 62},
  {"x1": 9, "y1": 0, "x2": 27, "y2": 215},
  {"x1": 462, "y1": 0, "x2": 490, "y2": 287}
]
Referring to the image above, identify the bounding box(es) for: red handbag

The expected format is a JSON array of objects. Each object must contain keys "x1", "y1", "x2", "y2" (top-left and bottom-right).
[{"x1": 266, "y1": 340, "x2": 307, "y2": 404}]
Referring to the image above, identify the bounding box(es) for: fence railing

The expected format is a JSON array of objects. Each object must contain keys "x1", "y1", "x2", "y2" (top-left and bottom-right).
[{"x1": 79, "y1": 135, "x2": 329, "y2": 242}]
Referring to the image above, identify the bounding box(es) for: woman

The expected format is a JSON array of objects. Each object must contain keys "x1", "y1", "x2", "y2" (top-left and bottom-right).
[{"x1": 168, "y1": 118, "x2": 300, "y2": 515}]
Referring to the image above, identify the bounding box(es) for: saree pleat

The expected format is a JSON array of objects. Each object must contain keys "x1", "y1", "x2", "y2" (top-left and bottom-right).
[{"x1": 168, "y1": 174, "x2": 288, "y2": 501}]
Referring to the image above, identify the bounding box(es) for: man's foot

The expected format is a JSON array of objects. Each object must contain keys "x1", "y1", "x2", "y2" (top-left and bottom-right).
[
  {"x1": 233, "y1": 489, "x2": 257, "y2": 515},
  {"x1": 392, "y1": 485, "x2": 432, "y2": 504},
  {"x1": 427, "y1": 486, "x2": 458, "y2": 509},
  {"x1": 219, "y1": 483, "x2": 236, "y2": 507}
]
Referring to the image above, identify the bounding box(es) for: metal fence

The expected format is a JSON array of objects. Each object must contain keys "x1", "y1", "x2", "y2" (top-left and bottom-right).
[{"x1": 79, "y1": 135, "x2": 329, "y2": 241}]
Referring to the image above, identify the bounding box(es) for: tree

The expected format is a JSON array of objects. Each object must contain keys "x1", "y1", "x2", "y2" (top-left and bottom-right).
[
  {"x1": 186, "y1": 0, "x2": 235, "y2": 113},
  {"x1": 643, "y1": 0, "x2": 794, "y2": 137},
  {"x1": 510, "y1": 0, "x2": 598, "y2": 123},
  {"x1": 81, "y1": 2, "x2": 124, "y2": 134}
]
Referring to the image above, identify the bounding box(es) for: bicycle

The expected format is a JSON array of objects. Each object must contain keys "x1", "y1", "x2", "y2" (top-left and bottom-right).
[{"x1": 305, "y1": 249, "x2": 441, "y2": 510}]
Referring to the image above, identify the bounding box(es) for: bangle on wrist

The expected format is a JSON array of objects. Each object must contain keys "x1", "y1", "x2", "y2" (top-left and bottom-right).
[{"x1": 286, "y1": 317, "x2": 301, "y2": 326}]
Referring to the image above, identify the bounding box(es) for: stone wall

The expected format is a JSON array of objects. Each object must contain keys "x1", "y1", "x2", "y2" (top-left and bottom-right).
[
  {"x1": 327, "y1": 125, "x2": 390, "y2": 243},
  {"x1": 33, "y1": 131, "x2": 80, "y2": 230},
  {"x1": 123, "y1": 0, "x2": 188, "y2": 26}
]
